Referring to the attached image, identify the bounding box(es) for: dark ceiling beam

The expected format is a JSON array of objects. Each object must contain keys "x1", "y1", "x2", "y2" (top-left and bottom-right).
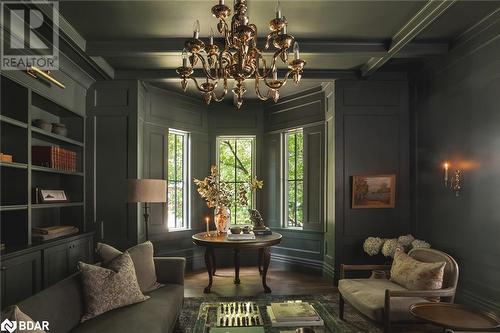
[
  {"x1": 86, "y1": 38, "x2": 447, "y2": 58},
  {"x1": 115, "y1": 68, "x2": 358, "y2": 81},
  {"x1": 361, "y1": 0, "x2": 456, "y2": 76}
]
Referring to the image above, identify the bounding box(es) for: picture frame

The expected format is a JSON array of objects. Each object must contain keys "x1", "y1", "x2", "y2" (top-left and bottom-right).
[
  {"x1": 352, "y1": 174, "x2": 396, "y2": 209},
  {"x1": 39, "y1": 189, "x2": 68, "y2": 203}
]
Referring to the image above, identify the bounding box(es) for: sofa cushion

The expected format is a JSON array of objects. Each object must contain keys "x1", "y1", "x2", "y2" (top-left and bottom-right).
[
  {"x1": 1, "y1": 305, "x2": 46, "y2": 332},
  {"x1": 71, "y1": 284, "x2": 184, "y2": 333},
  {"x1": 339, "y1": 279, "x2": 429, "y2": 322},
  {"x1": 79, "y1": 252, "x2": 149, "y2": 322},
  {"x1": 96, "y1": 241, "x2": 162, "y2": 293},
  {"x1": 391, "y1": 249, "x2": 445, "y2": 291}
]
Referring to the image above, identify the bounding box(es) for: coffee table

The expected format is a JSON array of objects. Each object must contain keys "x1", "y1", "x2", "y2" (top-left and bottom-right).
[
  {"x1": 192, "y1": 300, "x2": 339, "y2": 333},
  {"x1": 192, "y1": 232, "x2": 282, "y2": 293},
  {"x1": 410, "y1": 302, "x2": 500, "y2": 332}
]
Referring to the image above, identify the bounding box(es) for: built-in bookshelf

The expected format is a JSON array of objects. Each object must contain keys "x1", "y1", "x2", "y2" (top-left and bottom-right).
[{"x1": 0, "y1": 75, "x2": 86, "y2": 254}]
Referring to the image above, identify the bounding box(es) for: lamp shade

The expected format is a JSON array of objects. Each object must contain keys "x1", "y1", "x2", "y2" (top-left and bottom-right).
[{"x1": 127, "y1": 179, "x2": 167, "y2": 203}]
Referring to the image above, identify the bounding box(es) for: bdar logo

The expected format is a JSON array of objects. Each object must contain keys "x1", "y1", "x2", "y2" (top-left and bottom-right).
[{"x1": 0, "y1": 319, "x2": 17, "y2": 333}]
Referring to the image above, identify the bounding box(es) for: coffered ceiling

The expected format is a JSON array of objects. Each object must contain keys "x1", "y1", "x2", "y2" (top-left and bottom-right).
[{"x1": 59, "y1": 0, "x2": 500, "y2": 100}]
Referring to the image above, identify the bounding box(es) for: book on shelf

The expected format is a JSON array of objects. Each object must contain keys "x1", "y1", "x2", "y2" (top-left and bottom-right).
[
  {"x1": 32, "y1": 225, "x2": 77, "y2": 235},
  {"x1": 270, "y1": 302, "x2": 321, "y2": 322},
  {"x1": 266, "y1": 305, "x2": 324, "y2": 327},
  {"x1": 32, "y1": 146, "x2": 77, "y2": 172},
  {"x1": 32, "y1": 226, "x2": 79, "y2": 241}
]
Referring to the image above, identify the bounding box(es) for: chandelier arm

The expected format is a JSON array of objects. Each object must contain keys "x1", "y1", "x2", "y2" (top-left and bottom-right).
[
  {"x1": 262, "y1": 70, "x2": 293, "y2": 90},
  {"x1": 255, "y1": 48, "x2": 284, "y2": 79},
  {"x1": 194, "y1": 53, "x2": 219, "y2": 81},
  {"x1": 212, "y1": 82, "x2": 228, "y2": 102},
  {"x1": 254, "y1": 78, "x2": 270, "y2": 101},
  {"x1": 189, "y1": 77, "x2": 215, "y2": 93}
]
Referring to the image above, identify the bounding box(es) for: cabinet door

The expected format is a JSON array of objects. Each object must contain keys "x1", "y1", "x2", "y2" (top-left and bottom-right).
[
  {"x1": 43, "y1": 243, "x2": 70, "y2": 288},
  {"x1": 1, "y1": 251, "x2": 42, "y2": 308},
  {"x1": 68, "y1": 237, "x2": 93, "y2": 273}
]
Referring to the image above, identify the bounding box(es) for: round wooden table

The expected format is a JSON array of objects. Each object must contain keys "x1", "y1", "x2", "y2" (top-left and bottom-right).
[
  {"x1": 410, "y1": 302, "x2": 500, "y2": 332},
  {"x1": 192, "y1": 231, "x2": 282, "y2": 294}
]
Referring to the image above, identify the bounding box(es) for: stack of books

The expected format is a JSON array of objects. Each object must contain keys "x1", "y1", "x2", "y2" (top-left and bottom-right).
[
  {"x1": 253, "y1": 227, "x2": 272, "y2": 236},
  {"x1": 32, "y1": 225, "x2": 79, "y2": 242},
  {"x1": 227, "y1": 232, "x2": 256, "y2": 240},
  {"x1": 266, "y1": 302, "x2": 324, "y2": 327},
  {"x1": 32, "y1": 146, "x2": 77, "y2": 172}
]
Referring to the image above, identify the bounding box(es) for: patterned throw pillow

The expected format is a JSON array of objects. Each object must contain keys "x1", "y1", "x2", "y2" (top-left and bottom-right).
[
  {"x1": 78, "y1": 252, "x2": 150, "y2": 322},
  {"x1": 390, "y1": 249, "x2": 446, "y2": 291},
  {"x1": 96, "y1": 241, "x2": 162, "y2": 293},
  {"x1": 0, "y1": 305, "x2": 46, "y2": 332}
]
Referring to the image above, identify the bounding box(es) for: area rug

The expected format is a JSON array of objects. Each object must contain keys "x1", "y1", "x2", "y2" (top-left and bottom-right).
[{"x1": 173, "y1": 294, "x2": 382, "y2": 333}]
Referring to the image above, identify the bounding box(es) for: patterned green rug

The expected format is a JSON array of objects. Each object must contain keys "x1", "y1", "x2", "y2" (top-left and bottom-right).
[{"x1": 174, "y1": 294, "x2": 382, "y2": 333}]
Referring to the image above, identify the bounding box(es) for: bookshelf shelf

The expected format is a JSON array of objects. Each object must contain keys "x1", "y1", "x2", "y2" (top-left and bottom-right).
[
  {"x1": 0, "y1": 161, "x2": 28, "y2": 169},
  {"x1": 31, "y1": 165, "x2": 83, "y2": 176},
  {"x1": 31, "y1": 202, "x2": 84, "y2": 209},
  {"x1": 0, "y1": 115, "x2": 28, "y2": 129},
  {"x1": 31, "y1": 127, "x2": 84, "y2": 147},
  {"x1": 0, "y1": 205, "x2": 28, "y2": 212}
]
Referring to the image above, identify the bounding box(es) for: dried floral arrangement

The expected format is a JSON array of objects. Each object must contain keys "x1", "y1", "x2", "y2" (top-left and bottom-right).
[{"x1": 363, "y1": 234, "x2": 431, "y2": 258}]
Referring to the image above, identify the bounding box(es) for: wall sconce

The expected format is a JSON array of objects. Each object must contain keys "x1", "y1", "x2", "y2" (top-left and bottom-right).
[{"x1": 443, "y1": 162, "x2": 462, "y2": 197}]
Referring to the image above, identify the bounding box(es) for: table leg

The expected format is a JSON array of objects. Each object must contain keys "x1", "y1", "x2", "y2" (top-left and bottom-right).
[
  {"x1": 234, "y1": 249, "x2": 241, "y2": 284},
  {"x1": 204, "y1": 247, "x2": 214, "y2": 293},
  {"x1": 211, "y1": 249, "x2": 217, "y2": 275},
  {"x1": 258, "y1": 248, "x2": 263, "y2": 275},
  {"x1": 261, "y1": 247, "x2": 271, "y2": 293}
]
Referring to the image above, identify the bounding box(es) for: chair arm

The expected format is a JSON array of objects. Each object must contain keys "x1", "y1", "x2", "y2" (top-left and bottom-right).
[
  {"x1": 340, "y1": 264, "x2": 392, "y2": 279},
  {"x1": 154, "y1": 257, "x2": 186, "y2": 285},
  {"x1": 386, "y1": 287, "x2": 456, "y2": 298}
]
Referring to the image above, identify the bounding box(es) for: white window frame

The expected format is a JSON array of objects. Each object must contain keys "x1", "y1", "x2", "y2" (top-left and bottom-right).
[
  {"x1": 282, "y1": 128, "x2": 304, "y2": 229},
  {"x1": 216, "y1": 135, "x2": 256, "y2": 225},
  {"x1": 166, "y1": 129, "x2": 190, "y2": 231}
]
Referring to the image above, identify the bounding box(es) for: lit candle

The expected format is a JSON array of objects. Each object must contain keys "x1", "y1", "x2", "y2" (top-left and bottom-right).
[
  {"x1": 193, "y1": 20, "x2": 200, "y2": 39},
  {"x1": 205, "y1": 216, "x2": 210, "y2": 235},
  {"x1": 293, "y1": 42, "x2": 300, "y2": 60},
  {"x1": 209, "y1": 27, "x2": 214, "y2": 45},
  {"x1": 182, "y1": 48, "x2": 188, "y2": 67},
  {"x1": 444, "y1": 162, "x2": 449, "y2": 185}
]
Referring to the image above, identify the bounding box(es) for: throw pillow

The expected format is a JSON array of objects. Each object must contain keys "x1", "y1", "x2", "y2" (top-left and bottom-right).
[
  {"x1": 1, "y1": 305, "x2": 46, "y2": 332},
  {"x1": 96, "y1": 241, "x2": 162, "y2": 293},
  {"x1": 78, "y1": 252, "x2": 149, "y2": 322},
  {"x1": 390, "y1": 249, "x2": 446, "y2": 291}
]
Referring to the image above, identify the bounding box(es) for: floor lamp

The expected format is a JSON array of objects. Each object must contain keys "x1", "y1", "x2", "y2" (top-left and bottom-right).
[{"x1": 127, "y1": 179, "x2": 167, "y2": 241}]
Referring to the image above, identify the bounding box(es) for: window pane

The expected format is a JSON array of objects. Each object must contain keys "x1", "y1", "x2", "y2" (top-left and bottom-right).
[
  {"x1": 217, "y1": 137, "x2": 255, "y2": 225},
  {"x1": 296, "y1": 180, "x2": 304, "y2": 227},
  {"x1": 236, "y1": 139, "x2": 252, "y2": 182},
  {"x1": 285, "y1": 130, "x2": 303, "y2": 228},
  {"x1": 296, "y1": 132, "x2": 304, "y2": 179},
  {"x1": 167, "y1": 181, "x2": 176, "y2": 228},
  {"x1": 288, "y1": 134, "x2": 296, "y2": 179},
  {"x1": 176, "y1": 135, "x2": 184, "y2": 181},
  {"x1": 168, "y1": 133, "x2": 176, "y2": 180},
  {"x1": 176, "y1": 185, "x2": 184, "y2": 228},
  {"x1": 219, "y1": 139, "x2": 235, "y2": 182}
]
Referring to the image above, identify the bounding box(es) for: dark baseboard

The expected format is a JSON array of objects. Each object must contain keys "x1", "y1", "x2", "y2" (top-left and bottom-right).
[{"x1": 458, "y1": 288, "x2": 500, "y2": 314}]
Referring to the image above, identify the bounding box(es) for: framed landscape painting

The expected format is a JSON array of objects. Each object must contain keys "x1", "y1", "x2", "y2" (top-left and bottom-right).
[{"x1": 352, "y1": 174, "x2": 396, "y2": 209}]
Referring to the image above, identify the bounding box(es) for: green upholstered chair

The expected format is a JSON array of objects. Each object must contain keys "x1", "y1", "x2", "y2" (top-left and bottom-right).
[{"x1": 338, "y1": 248, "x2": 459, "y2": 333}]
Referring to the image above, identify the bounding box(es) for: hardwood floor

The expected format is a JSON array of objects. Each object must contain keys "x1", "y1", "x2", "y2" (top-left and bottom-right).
[{"x1": 185, "y1": 266, "x2": 334, "y2": 297}]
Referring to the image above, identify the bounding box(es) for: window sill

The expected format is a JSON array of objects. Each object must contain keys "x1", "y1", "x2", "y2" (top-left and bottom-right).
[
  {"x1": 166, "y1": 228, "x2": 191, "y2": 233},
  {"x1": 272, "y1": 227, "x2": 324, "y2": 234}
]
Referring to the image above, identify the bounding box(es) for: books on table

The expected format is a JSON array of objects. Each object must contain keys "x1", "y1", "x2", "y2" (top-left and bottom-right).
[
  {"x1": 267, "y1": 302, "x2": 324, "y2": 327},
  {"x1": 227, "y1": 232, "x2": 256, "y2": 240}
]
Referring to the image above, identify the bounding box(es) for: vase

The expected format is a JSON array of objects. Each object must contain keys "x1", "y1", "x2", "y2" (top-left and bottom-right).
[{"x1": 215, "y1": 206, "x2": 230, "y2": 234}]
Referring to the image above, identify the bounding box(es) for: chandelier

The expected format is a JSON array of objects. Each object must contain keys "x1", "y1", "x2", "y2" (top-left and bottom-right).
[{"x1": 176, "y1": 0, "x2": 306, "y2": 109}]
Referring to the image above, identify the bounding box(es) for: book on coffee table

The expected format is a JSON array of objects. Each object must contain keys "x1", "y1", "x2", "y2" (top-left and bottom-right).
[
  {"x1": 270, "y1": 302, "x2": 321, "y2": 322},
  {"x1": 266, "y1": 305, "x2": 324, "y2": 327},
  {"x1": 227, "y1": 232, "x2": 256, "y2": 240}
]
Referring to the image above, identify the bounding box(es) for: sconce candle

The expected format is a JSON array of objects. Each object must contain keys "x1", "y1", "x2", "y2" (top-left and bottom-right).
[{"x1": 444, "y1": 162, "x2": 449, "y2": 186}]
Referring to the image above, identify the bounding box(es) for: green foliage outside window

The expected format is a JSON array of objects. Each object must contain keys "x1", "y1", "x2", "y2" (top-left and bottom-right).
[
  {"x1": 217, "y1": 137, "x2": 254, "y2": 224},
  {"x1": 167, "y1": 132, "x2": 187, "y2": 229},
  {"x1": 286, "y1": 130, "x2": 303, "y2": 227}
]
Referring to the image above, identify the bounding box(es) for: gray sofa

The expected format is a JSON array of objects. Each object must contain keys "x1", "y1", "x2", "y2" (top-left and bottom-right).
[{"x1": 17, "y1": 257, "x2": 186, "y2": 333}]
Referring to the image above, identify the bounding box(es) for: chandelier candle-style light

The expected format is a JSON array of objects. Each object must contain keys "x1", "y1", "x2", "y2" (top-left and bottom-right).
[{"x1": 177, "y1": 0, "x2": 306, "y2": 109}]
